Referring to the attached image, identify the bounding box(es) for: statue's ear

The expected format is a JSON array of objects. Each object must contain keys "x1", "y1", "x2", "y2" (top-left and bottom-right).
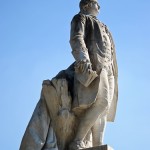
[
  {"x1": 88, "y1": 3, "x2": 93, "y2": 8},
  {"x1": 82, "y1": 4, "x2": 89, "y2": 11}
]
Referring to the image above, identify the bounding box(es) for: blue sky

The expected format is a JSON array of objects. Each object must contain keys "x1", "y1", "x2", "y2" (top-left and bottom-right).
[{"x1": 0, "y1": 0, "x2": 150, "y2": 149}]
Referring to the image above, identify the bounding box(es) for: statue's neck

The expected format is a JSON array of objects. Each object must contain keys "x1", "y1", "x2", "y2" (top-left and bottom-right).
[{"x1": 79, "y1": 11, "x2": 97, "y2": 18}]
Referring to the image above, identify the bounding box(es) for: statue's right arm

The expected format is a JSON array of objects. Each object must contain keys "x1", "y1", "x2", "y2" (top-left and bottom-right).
[{"x1": 70, "y1": 14, "x2": 90, "y2": 63}]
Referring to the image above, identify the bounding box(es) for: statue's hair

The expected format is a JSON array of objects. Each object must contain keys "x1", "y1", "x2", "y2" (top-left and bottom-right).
[{"x1": 79, "y1": 0, "x2": 98, "y2": 10}]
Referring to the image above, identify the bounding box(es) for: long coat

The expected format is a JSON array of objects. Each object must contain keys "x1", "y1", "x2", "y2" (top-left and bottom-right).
[{"x1": 70, "y1": 13, "x2": 118, "y2": 122}]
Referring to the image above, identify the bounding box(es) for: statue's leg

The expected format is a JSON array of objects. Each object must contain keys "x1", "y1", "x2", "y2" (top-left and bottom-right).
[
  {"x1": 91, "y1": 115, "x2": 107, "y2": 146},
  {"x1": 69, "y1": 69, "x2": 109, "y2": 150},
  {"x1": 84, "y1": 130, "x2": 92, "y2": 148},
  {"x1": 91, "y1": 73, "x2": 114, "y2": 147}
]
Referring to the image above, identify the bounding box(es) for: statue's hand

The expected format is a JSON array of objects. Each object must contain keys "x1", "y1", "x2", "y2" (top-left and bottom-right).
[{"x1": 75, "y1": 59, "x2": 92, "y2": 73}]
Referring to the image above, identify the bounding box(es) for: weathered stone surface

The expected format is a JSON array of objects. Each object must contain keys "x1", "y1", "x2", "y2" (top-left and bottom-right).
[
  {"x1": 20, "y1": 0, "x2": 118, "y2": 150},
  {"x1": 83, "y1": 145, "x2": 113, "y2": 150}
]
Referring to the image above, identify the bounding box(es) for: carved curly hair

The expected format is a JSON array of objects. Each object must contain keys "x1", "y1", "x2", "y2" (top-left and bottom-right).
[{"x1": 79, "y1": 0, "x2": 99, "y2": 10}]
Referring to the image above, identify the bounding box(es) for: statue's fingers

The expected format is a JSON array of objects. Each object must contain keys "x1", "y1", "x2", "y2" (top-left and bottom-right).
[
  {"x1": 79, "y1": 63, "x2": 84, "y2": 72},
  {"x1": 81, "y1": 63, "x2": 88, "y2": 73}
]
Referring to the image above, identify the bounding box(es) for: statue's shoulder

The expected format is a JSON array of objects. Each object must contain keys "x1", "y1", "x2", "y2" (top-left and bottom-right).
[{"x1": 71, "y1": 13, "x2": 86, "y2": 23}]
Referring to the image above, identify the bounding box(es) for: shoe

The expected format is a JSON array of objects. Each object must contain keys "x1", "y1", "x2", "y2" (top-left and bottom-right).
[
  {"x1": 69, "y1": 140, "x2": 86, "y2": 150},
  {"x1": 84, "y1": 140, "x2": 92, "y2": 148}
]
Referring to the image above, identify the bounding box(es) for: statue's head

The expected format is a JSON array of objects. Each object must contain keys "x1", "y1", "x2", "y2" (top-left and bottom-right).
[{"x1": 79, "y1": 0, "x2": 100, "y2": 17}]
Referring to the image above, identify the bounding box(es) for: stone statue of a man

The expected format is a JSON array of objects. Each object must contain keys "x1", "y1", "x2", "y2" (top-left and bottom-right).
[
  {"x1": 20, "y1": 1, "x2": 118, "y2": 150},
  {"x1": 69, "y1": 0, "x2": 118, "y2": 149}
]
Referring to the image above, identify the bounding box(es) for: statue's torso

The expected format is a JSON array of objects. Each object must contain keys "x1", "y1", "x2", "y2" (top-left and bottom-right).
[{"x1": 83, "y1": 15, "x2": 113, "y2": 73}]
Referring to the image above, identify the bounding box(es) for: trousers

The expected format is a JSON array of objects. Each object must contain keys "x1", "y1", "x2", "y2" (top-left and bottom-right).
[{"x1": 74, "y1": 66, "x2": 114, "y2": 142}]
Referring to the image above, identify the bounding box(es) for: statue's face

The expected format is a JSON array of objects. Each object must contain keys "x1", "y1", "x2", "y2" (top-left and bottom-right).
[{"x1": 87, "y1": 1, "x2": 100, "y2": 16}]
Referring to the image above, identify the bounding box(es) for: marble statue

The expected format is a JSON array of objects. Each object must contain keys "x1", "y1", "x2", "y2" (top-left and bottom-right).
[{"x1": 20, "y1": 0, "x2": 118, "y2": 150}]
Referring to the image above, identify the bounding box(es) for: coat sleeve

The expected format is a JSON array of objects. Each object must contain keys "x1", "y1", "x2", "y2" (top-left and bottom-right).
[{"x1": 70, "y1": 14, "x2": 90, "y2": 63}]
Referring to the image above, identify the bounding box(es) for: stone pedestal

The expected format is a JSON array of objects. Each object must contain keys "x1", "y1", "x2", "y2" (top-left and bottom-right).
[{"x1": 83, "y1": 145, "x2": 114, "y2": 150}]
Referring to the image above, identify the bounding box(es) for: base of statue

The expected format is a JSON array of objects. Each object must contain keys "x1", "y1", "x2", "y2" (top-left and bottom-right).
[{"x1": 83, "y1": 145, "x2": 114, "y2": 150}]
